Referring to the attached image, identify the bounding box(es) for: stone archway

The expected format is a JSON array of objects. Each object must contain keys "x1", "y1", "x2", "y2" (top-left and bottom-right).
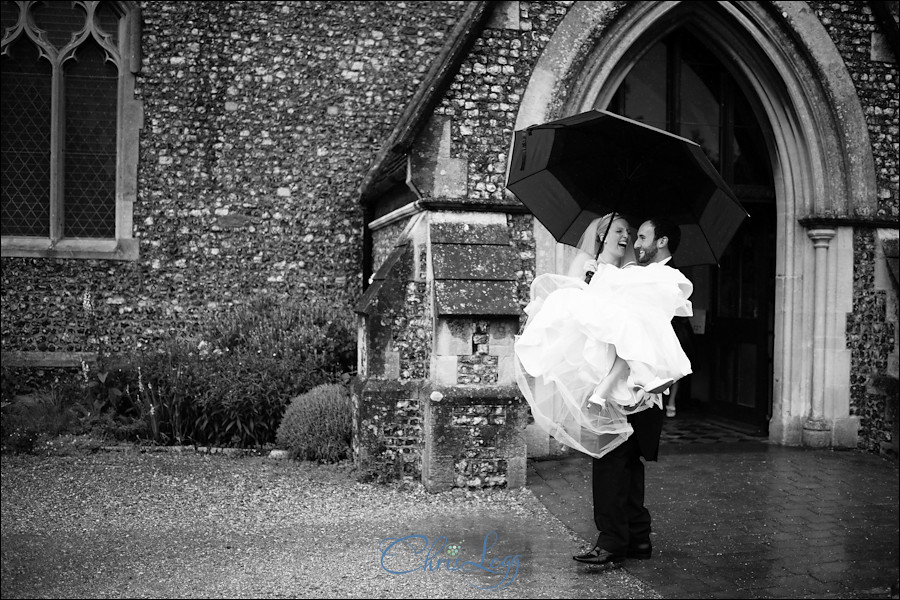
[{"x1": 513, "y1": 1, "x2": 876, "y2": 448}]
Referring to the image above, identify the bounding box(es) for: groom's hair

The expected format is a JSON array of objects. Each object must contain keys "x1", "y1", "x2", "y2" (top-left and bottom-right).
[{"x1": 648, "y1": 217, "x2": 681, "y2": 254}]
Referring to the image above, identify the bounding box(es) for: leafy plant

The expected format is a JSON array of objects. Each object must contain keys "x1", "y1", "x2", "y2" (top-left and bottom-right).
[
  {"x1": 2, "y1": 293, "x2": 357, "y2": 451},
  {"x1": 126, "y1": 341, "x2": 202, "y2": 446},
  {"x1": 188, "y1": 295, "x2": 356, "y2": 447},
  {"x1": 0, "y1": 381, "x2": 81, "y2": 453}
]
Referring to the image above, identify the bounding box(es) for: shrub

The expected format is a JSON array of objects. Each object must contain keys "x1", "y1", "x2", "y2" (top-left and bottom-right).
[
  {"x1": 101, "y1": 294, "x2": 356, "y2": 448},
  {"x1": 190, "y1": 295, "x2": 356, "y2": 447},
  {"x1": 1, "y1": 381, "x2": 80, "y2": 453},
  {"x1": 1, "y1": 293, "x2": 357, "y2": 451},
  {"x1": 1, "y1": 365, "x2": 20, "y2": 403},
  {"x1": 1, "y1": 365, "x2": 55, "y2": 402},
  {"x1": 276, "y1": 383, "x2": 352, "y2": 462}
]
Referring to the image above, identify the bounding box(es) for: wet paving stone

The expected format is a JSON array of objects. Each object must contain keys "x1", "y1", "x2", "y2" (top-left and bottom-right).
[{"x1": 528, "y1": 414, "x2": 900, "y2": 599}]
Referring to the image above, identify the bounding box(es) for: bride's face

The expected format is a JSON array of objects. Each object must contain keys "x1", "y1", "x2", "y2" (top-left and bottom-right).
[{"x1": 599, "y1": 218, "x2": 632, "y2": 260}]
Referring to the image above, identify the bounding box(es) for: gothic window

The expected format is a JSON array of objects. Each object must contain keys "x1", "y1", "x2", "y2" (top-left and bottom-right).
[
  {"x1": 608, "y1": 29, "x2": 772, "y2": 188},
  {"x1": 1, "y1": 0, "x2": 141, "y2": 260}
]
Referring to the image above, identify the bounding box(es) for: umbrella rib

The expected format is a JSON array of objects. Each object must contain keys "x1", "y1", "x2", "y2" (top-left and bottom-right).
[
  {"x1": 505, "y1": 171, "x2": 585, "y2": 241},
  {"x1": 694, "y1": 215, "x2": 720, "y2": 266},
  {"x1": 682, "y1": 188, "x2": 731, "y2": 267}
]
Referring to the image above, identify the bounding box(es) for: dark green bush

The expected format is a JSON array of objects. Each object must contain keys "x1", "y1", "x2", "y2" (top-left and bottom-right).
[
  {"x1": 121, "y1": 340, "x2": 202, "y2": 445},
  {"x1": 1, "y1": 380, "x2": 82, "y2": 453},
  {"x1": 114, "y1": 294, "x2": 356, "y2": 448},
  {"x1": 192, "y1": 349, "x2": 295, "y2": 447},
  {"x1": 1, "y1": 365, "x2": 59, "y2": 402},
  {"x1": 0, "y1": 364, "x2": 149, "y2": 451},
  {"x1": 276, "y1": 383, "x2": 352, "y2": 462},
  {"x1": 190, "y1": 295, "x2": 356, "y2": 447}
]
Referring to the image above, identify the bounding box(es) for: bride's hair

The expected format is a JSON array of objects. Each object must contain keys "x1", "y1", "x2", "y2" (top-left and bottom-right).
[{"x1": 575, "y1": 212, "x2": 618, "y2": 258}]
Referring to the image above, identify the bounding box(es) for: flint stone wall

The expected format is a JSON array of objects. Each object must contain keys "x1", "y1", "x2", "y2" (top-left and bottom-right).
[{"x1": 1, "y1": 0, "x2": 468, "y2": 359}]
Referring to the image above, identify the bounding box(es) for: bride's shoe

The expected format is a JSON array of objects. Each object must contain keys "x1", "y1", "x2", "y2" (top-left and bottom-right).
[
  {"x1": 587, "y1": 393, "x2": 607, "y2": 408},
  {"x1": 636, "y1": 377, "x2": 675, "y2": 395}
]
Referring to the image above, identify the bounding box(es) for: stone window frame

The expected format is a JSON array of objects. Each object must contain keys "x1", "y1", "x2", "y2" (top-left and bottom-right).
[{"x1": 0, "y1": 0, "x2": 142, "y2": 261}]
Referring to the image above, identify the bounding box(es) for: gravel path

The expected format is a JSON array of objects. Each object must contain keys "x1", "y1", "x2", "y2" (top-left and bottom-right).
[{"x1": 1, "y1": 451, "x2": 659, "y2": 598}]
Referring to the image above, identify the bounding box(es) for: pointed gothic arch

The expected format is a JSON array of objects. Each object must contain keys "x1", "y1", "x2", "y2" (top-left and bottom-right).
[{"x1": 513, "y1": 1, "x2": 875, "y2": 447}]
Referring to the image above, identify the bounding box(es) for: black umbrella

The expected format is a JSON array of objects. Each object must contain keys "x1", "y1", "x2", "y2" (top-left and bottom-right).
[{"x1": 506, "y1": 109, "x2": 750, "y2": 266}]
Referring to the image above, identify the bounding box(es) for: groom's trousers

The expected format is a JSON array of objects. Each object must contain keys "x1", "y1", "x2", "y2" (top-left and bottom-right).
[{"x1": 591, "y1": 405, "x2": 664, "y2": 553}]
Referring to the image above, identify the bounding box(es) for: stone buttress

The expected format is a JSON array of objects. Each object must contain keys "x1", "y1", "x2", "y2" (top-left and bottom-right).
[{"x1": 353, "y1": 211, "x2": 527, "y2": 491}]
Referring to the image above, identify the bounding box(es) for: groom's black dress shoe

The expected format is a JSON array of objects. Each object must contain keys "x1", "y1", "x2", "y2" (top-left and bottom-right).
[
  {"x1": 626, "y1": 541, "x2": 652, "y2": 560},
  {"x1": 573, "y1": 546, "x2": 626, "y2": 565}
]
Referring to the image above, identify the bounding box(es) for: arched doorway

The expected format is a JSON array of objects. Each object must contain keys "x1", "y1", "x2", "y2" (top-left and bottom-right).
[
  {"x1": 604, "y1": 28, "x2": 775, "y2": 432},
  {"x1": 514, "y1": 1, "x2": 874, "y2": 448}
]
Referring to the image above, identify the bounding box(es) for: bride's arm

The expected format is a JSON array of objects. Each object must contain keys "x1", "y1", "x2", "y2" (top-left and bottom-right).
[{"x1": 565, "y1": 250, "x2": 596, "y2": 279}]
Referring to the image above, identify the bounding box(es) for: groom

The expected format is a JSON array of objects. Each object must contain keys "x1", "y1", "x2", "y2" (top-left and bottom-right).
[{"x1": 574, "y1": 216, "x2": 687, "y2": 566}]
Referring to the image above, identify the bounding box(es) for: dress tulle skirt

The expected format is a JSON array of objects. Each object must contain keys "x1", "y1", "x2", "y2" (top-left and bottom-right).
[{"x1": 514, "y1": 265, "x2": 693, "y2": 459}]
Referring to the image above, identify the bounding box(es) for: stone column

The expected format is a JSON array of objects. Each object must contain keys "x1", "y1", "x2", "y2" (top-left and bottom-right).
[{"x1": 802, "y1": 227, "x2": 836, "y2": 447}]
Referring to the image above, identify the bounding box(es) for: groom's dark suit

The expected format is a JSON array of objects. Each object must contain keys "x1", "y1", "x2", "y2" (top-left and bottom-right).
[{"x1": 590, "y1": 404, "x2": 664, "y2": 554}]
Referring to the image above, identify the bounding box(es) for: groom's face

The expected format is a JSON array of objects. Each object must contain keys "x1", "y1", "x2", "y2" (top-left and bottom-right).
[{"x1": 634, "y1": 222, "x2": 660, "y2": 264}]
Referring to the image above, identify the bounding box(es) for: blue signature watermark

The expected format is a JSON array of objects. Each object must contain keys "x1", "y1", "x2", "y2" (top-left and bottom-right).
[{"x1": 379, "y1": 531, "x2": 520, "y2": 590}]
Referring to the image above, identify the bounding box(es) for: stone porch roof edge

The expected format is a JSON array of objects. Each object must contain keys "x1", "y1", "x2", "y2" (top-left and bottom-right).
[{"x1": 358, "y1": 0, "x2": 494, "y2": 205}]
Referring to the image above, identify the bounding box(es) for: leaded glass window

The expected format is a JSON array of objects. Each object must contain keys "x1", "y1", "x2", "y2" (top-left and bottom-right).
[{"x1": 1, "y1": 0, "x2": 141, "y2": 260}]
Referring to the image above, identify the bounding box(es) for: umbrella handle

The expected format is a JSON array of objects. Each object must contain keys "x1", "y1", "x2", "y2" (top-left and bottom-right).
[
  {"x1": 586, "y1": 211, "x2": 618, "y2": 283},
  {"x1": 595, "y1": 211, "x2": 617, "y2": 261}
]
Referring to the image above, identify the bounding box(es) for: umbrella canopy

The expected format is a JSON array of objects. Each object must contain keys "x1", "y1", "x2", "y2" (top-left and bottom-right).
[{"x1": 506, "y1": 109, "x2": 750, "y2": 266}]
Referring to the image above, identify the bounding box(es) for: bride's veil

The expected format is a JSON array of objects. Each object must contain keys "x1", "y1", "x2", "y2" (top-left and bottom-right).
[{"x1": 575, "y1": 212, "x2": 616, "y2": 259}]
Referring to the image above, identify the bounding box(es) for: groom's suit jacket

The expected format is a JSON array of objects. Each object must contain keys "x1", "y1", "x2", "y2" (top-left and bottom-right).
[{"x1": 627, "y1": 406, "x2": 664, "y2": 461}]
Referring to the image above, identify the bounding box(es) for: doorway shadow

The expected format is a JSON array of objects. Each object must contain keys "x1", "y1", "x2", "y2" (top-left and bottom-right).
[{"x1": 660, "y1": 404, "x2": 769, "y2": 449}]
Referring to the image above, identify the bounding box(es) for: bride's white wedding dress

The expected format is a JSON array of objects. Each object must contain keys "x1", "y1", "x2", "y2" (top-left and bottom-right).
[{"x1": 514, "y1": 262, "x2": 693, "y2": 458}]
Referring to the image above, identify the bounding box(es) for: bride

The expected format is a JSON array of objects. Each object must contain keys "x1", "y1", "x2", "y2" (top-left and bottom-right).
[{"x1": 514, "y1": 213, "x2": 693, "y2": 458}]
